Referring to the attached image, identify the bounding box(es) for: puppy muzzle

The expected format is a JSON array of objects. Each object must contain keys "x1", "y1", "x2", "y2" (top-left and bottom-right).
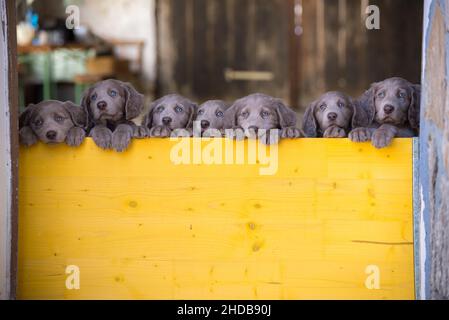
[{"x1": 201, "y1": 120, "x2": 210, "y2": 129}]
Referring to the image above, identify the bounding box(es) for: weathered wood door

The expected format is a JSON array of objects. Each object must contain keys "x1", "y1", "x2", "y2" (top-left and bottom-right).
[
  {"x1": 298, "y1": 0, "x2": 423, "y2": 108},
  {"x1": 156, "y1": 0, "x2": 423, "y2": 111},
  {"x1": 156, "y1": 0, "x2": 293, "y2": 106}
]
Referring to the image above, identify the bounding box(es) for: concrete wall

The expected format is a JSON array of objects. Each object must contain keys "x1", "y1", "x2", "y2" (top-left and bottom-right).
[{"x1": 420, "y1": 0, "x2": 449, "y2": 300}]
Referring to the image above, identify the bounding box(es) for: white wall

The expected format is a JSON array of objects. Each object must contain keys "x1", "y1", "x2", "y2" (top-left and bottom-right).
[
  {"x1": 0, "y1": 0, "x2": 13, "y2": 300},
  {"x1": 78, "y1": 0, "x2": 157, "y2": 85}
]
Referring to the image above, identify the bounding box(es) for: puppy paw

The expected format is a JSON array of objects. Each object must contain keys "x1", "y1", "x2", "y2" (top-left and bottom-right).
[
  {"x1": 259, "y1": 129, "x2": 280, "y2": 145},
  {"x1": 245, "y1": 128, "x2": 259, "y2": 140},
  {"x1": 281, "y1": 127, "x2": 302, "y2": 139},
  {"x1": 372, "y1": 128, "x2": 395, "y2": 149},
  {"x1": 224, "y1": 127, "x2": 245, "y2": 141},
  {"x1": 91, "y1": 126, "x2": 112, "y2": 149},
  {"x1": 349, "y1": 127, "x2": 372, "y2": 142},
  {"x1": 66, "y1": 127, "x2": 86, "y2": 147},
  {"x1": 133, "y1": 125, "x2": 149, "y2": 138},
  {"x1": 172, "y1": 128, "x2": 192, "y2": 138},
  {"x1": 323, "y1": 126, "x2": 346, "y2": 138},
  {"x1": 19, "y1": 126, "x2": 38, "y2": 147},
  {"x1": 149, "y1": 126, "x2": 172, "y2": 138},
  {"x1": 202, "y1": 129, "x2": 222, "y2": 138},
  {"x1": 112, "y1": 131, "x2": 132, "y2": 152}
]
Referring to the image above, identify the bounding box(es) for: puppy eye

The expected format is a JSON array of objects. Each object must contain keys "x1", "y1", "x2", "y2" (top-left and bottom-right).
[
  {"x1": 338, "y1": 102, "x2": 345, "y2": 108},
  {"x1": 109, "y1": 90, "x2": 117, "y2": 97},
  {"x1": 198, "y1": 110, "x2": 205, "y2": 115},
  {"x1": 216, "y1": 111, "x2": 224, "y2": 118},
  {"x1": 34, "y1": 119, "x2": 43, "y2": 127},
  {"x1": 261, "y1": 111, "x2": 270, "y2": 118},
  {"x1": 378, "y1": 92, "x2": 385, "y2": 98},
  {"x1": 240, "y1": 111, "x2": 249, "y2": 118},
  {"x1": 398, "y1": 92, "x2": 407, "y2": 99},
  {"x1": 175, "y1": 105, "x2": 183, "y2": 113},
  {"x1": 156, "y1": 105, "x2": 165, "y2": 113},
  {"x1": 91, "y1": 93, "x2": 97, "y2": 101},
  {"x1": 54, "y1": 115, "x2": 64, "y2": 122},
  {"x1": 319, "y1": 104, "x2": 327, "y2": 111}
]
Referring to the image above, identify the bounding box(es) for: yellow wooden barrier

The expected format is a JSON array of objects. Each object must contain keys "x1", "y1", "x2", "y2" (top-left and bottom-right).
[{"x1": 18, "y1": 138, "x2": 415, "y2": 300}]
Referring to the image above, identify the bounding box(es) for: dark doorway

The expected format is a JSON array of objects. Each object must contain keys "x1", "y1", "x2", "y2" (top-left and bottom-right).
[{"x1": 156, "y1": 0, "x2": 423, "y2": 112}]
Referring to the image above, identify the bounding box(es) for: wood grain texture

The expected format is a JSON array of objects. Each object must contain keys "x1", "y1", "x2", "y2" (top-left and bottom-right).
[
  {"x1": 155, "y1": 0, "x2": 422, "y2": 111},
  {"x1": 18, "y1": 139, "x2": 414, "y2": 300}
]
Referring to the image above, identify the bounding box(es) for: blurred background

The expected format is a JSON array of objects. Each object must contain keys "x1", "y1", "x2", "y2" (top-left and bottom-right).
[{"x1": 15, "y1": 0, "x2": 423, "y2": 116}]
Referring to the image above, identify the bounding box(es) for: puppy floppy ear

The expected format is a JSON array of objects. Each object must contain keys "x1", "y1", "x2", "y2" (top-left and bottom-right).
[
  {"x1": 142, "y1": 108, "x2": 153, "y2": 130},
  {"x1": 409, "y1": 84, "x2": 421, "y2": 130},
  {"x1": 302, "y1": 101, "x2": 318, "y2": 137},
  {"x1": 80, "y1": 86, "x2": 92, "y2": 110},
  {"x1": 19, "y1": 104, "x2": 39, "y2": 146},
  {"x1": 143, "y1": 98, "x2": 162, "y2": 129},
  {"x1": 80, "y1": 86, "x2": 95, "y2": 121},
  {"x1": 224, "y1": 98, "x2": 244, "y2": 128},
  {"x1": 63, "y1": 101, "x2": 88, "y2": 129},
  {"x1": 120, "y1": 82, "x2": 144, "y2": 120},
  {"x1": 357, "y1": 83, "x2": 378, "y2": 125},
  {"x1": 275, "y1": 99, "x2": 297, "y2": 128},
  {"x1": 350, "y1": 97, "x2": 370, "y2": 129},
  {"x1": 19, "y1": 103, "x2": 37, "y2": 129},
  {"x1": 185, "y1": 101, "x2": 197, "y2": 129}
]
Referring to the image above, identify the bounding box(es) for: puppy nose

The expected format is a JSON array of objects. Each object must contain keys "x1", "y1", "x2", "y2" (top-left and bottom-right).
[
  {"x1": 201, "y1": 120, "x2": 210, "y2": 129},
  {"x1": 97, "y1": 101, "x2": 107, "y2": 111},
  {"x1": 384, "y1": 105, "x2": 395, "y2": 114},
  {"x1": 162, "y1": 117, "x2": 172, "y2": 125},
  {"x1": 46, "y1": 131, "x2": 57, "y2": 140},
  {"x1": 327, "y1": 112, "x2": 338, "y2": 121}
]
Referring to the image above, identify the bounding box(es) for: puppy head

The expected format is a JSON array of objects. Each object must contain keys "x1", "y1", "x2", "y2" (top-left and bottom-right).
[
  {"x1": 195, "y1": 100, "x2": 227, "y2": 132},
  {"x1": 359, "y1": 77, "x2": 421, "y2": 129},
  {"x1": 81, "y1": 79, "x2": 144, "y2": 123},
  {"x1": 302, "y1": 91, "x2": 355, "y2": 137},
  {"x1": 224, "y1": 93, "x2": 296, "y2": 132},
  {"x1": 143, "y1": 94, "x2": 197, "y2": 130},
  {"x1": 19, "y1": 100, "x2": 87, "y2": 144}
]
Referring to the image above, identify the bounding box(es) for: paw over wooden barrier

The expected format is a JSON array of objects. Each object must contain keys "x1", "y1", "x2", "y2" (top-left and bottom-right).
[{"x1": 17, "y1": 138, "x2": 419, "y2": 299}]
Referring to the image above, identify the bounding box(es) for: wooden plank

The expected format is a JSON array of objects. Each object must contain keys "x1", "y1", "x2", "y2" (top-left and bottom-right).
[
  {"x1": 18, "y1": 139, "x2": 414, "y2": 300},
  {"x1": 0, "y1": 0, "x2": 19, "y2": 300}
]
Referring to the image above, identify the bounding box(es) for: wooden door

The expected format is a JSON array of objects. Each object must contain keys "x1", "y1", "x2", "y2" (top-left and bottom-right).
[
  {"x1": 156, "y1": 0, "x2": 423, "y2": 111},
  {"x1": 156, "y1": 0, "x2": 293, "y2": 106},
  {"x1": 298, "y1": 0, "x2": 423, "y2": 108}
]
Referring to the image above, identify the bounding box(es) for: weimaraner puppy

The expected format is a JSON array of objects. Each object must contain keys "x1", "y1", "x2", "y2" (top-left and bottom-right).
[
  {"x1": 349, "y1": 77, "x2": 421, "y2": 148},
  {"x1": 19, "y1": 100, "x2": 87, "y2": 147},
  {"x1": 142, "y1": 94, "x2": 197, "y2": 138},
  {"x1": 194, "y1": 100, "x2": 228, "y2": 137},
  {"x1": 224, "y1": 93, "x2": 301, "y2": 145},
  {"x1": 81, "y1": 79, "x2": 145, "y2": 152},
  {"x1": 302, "y1": 91, "x2": 361, "y2": 138}
]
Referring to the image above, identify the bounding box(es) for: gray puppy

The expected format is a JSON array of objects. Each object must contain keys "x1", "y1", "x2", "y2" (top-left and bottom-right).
[
  {"x1": 142, "y1": 94, "x2": 197, "y2": 138},
  {"x1": 19, "y1": 100, "x2": 87, "y2": 147},
  {"x1": 302, "y1": 91, "x2": 360, "y2": 138},
  {"x1": 224, "y1": 93, "x2": 301, "y2": 145},
  {"x1": 349, "y1": 77, "x2": 420, "y2": 148},
  {"x1": 194, "y1": 100, "x2": 228, "y2": 136},
  {"x1": 81, "y1": 79, "x2": 145, "y2": 152}
]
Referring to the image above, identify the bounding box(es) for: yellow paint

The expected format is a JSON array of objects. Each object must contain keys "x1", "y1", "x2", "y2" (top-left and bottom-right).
[{"x1": 18, "y1": 138, "x2": 414, "y2": 300}]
